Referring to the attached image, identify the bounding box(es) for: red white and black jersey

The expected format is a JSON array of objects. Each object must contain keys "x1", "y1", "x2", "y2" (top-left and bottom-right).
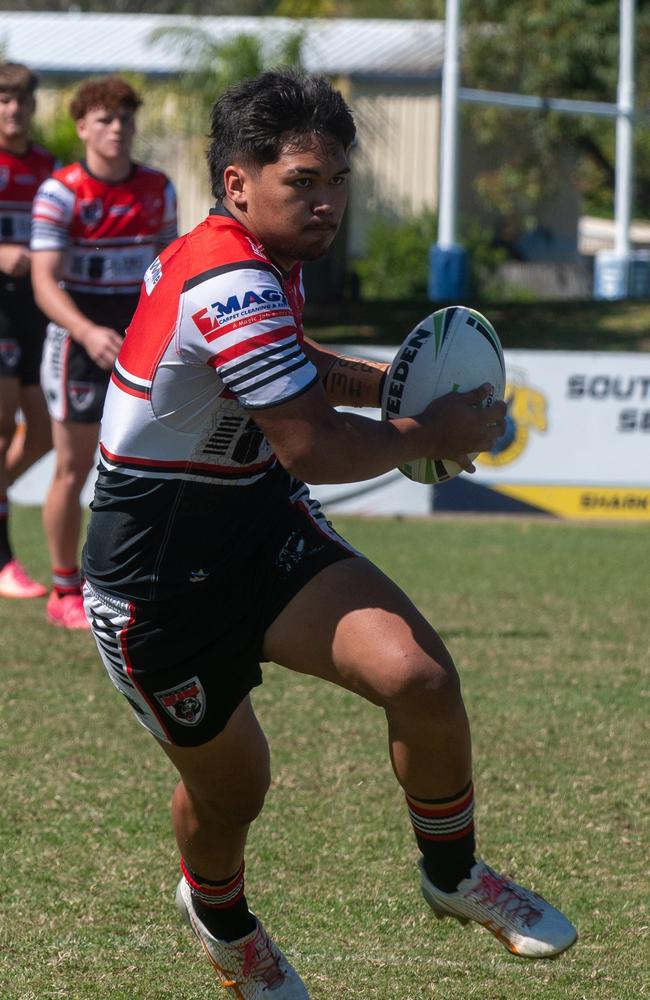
[
  {"x1": 0, "y1": 142, "x2": 56, "y2": 249},
  {"x1": 100, "y1": 208, "x2": 317, "y2": 487},
  {"x1": 83, "y1": 208, "x2": 320, "y2": 602},
  {"x1": 30, "y1": 160, "x2": 177, "y2": 295}
]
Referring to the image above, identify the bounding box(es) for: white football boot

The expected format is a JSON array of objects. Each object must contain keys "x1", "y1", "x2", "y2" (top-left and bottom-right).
[
  {"x1": 419, "y1": 858, "x2": 577, "y2": 958},
  {"x1": 176, "y1": 877, "x2": 310, "y2": 997}
]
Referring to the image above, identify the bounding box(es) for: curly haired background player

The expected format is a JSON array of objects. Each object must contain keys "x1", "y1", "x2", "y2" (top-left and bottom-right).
[
  {"x1": 31, "y1": 75, "x2": 177, "y2": 628},
  {"x1": 0, "y1": 62, "x2": 56, "y2": 600},
  {"x1": 82, "y1": 70, "x2": 577, "y2": 997}
]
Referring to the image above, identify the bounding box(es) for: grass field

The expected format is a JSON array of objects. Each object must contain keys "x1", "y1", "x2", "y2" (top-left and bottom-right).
[{"x1": 1, "y1": 507, "x2": 648, "y2": 999}]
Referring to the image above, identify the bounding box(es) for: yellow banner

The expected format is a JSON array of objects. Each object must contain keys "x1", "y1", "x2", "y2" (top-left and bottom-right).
[{"x1": 492, "y1": 484, "x2": 650, "y2": 521}]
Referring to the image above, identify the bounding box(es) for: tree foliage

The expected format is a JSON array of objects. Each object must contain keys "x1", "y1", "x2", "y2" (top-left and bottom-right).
[
  {"x1": 461, "y1": 0, "x2": 650, "y2": 225},
  {"x1": 5, "y1": 0, "x2": 649, "y2": 229},
  {"x1": 354, "y1": 209, "x2": 505, "y2": 300},
  {"x1": 147, "y1": 24, "x2": 304, "y2": 131},
  {"x1": 0, "y1": 0, "x2": 443, "y2": 11}
]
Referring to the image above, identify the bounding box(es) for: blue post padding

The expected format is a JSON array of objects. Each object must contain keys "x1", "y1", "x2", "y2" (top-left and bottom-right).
[
  {"x1": 428, "y1": 244, "x2": 469, "y2": 301},
  {"x1": 593, "y1": 251, "x2": 628, "y2": 300}
]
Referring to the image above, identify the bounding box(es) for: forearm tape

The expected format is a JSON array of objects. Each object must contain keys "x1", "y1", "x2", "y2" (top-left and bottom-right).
[{"x1": 322, "y1": 355, "x2": 389, "y2": 408}]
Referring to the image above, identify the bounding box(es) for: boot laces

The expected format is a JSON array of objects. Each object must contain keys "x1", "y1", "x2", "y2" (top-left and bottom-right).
[
  {"x1": 467, "y1": 866, "x2": 543, "y2": 928},
  {"x1": 240, "y1": 927, "x2": 285, "y2": 990}
]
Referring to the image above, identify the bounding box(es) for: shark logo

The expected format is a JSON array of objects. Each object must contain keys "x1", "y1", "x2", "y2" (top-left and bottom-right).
[{"x1": 476, "y1": 368, "x2": 548, "y2": 467}]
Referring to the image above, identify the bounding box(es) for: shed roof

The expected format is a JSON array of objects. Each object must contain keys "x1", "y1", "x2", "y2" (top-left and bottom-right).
[{"x1": 0, "y1": 12, "x2": 445, "y2": 80}]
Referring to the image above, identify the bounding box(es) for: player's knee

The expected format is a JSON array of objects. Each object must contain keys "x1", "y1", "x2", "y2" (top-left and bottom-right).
[
  {"x1": 226, "y1": 785, "x2": 269, "y2": 827},
  {"x1": 382, "y1": 653, "x2": 462, "y2": 716},
  {"x1": 196, "y1": 752, "x2": 271, "y2": 829},
  {"x1": 53, "y1": 460, "x2": 92, "y2": 490},
  {"x1": 207, "y1": 772, "x2": 270, "y2": 828}
]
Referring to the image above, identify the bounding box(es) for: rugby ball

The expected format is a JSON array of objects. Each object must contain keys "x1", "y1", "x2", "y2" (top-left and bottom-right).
[{"x1": 381, "y1": 305, "x2": 505, "y2": 484}]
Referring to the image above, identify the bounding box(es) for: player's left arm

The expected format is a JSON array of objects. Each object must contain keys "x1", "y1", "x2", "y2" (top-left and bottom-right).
[{"x1": 304, "y1": 338, "x2": 389, "y2": 409}]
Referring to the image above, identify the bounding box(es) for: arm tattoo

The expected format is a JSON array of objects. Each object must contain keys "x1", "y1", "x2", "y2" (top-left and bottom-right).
[{"x1": 322, "y1": 355, "x2": 390, "y2": 409}]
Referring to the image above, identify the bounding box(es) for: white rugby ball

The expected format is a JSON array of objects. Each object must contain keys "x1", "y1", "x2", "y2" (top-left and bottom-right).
[{"x1": 381, "y1": 305, "x2": 505, "y2": 484}]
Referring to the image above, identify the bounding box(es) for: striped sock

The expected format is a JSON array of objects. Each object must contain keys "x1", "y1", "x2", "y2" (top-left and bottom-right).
[
  {"x1": 180, "y1": 858, "x2": 256, "y2": 942},
  {"x1": 52, "y1": 566, "x2": 82, "y2": 598},
  {"x1": 0, "y1": 494, "x2": 11, "y2": 567},
  {"x1": 407, "y1": 781, "x2": 476, "y2": 892}
]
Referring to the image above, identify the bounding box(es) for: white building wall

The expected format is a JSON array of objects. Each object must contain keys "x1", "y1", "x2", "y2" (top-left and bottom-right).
[{"x1": 346, "y1": 81, "x2": 440, "y2": 257}]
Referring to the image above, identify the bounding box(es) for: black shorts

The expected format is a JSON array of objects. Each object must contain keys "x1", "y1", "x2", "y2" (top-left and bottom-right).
[
  {"x1": 40, "y1": 292, "x2": 138, "y2": 423},
  {"x1": 0, "y1": 277, "x2": 49, "y2": 386},
  {"x1": 83, "y1": 485, "x2": 358, "y2": 747}
]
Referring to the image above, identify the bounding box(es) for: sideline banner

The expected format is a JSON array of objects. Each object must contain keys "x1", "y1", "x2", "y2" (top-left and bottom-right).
[
  {"x1": 316, "y1": 346, "x2": 650, "y2": 521},
  {"x1": 442, "y1": 349, "x2": 650, "y2": 522},
  {"x1": 9, "y1": 347, "x2": 650, "y2": 521}
]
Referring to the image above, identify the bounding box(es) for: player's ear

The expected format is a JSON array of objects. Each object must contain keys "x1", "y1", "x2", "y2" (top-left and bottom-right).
[
  {"x1": 224, "y1": 165, "x2": 247, "y2": 209},
  {"x1": 75, "y1": 116, "x2": 88, "y2": 143}
]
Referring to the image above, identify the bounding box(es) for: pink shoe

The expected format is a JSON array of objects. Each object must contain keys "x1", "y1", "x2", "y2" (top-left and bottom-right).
[
  {"x1": 0, "y1": 559, "x2": 48, "y2": 599},
  {"x1": 46, "y1": 590, "x2": 90, "y2": 630}
]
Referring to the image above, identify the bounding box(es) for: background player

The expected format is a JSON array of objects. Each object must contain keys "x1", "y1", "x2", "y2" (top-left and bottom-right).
[
  {"x1": 83, "y1": 71, "x2": 577, "y2": 996},
  {"x1": 0, "y1": 62, "x2": 55, "y2": 600},
  {"x1": 31, "y1": 76, "x2": 177, "y2": 629}
]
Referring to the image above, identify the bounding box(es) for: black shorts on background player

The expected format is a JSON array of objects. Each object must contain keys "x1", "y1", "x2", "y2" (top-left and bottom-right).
[
  {"x1": 40, "y1": 291, "x2": 139, "y2": 423},
  {"x1": 0, "y1": 275, "x2": 49, "y2": 385}
]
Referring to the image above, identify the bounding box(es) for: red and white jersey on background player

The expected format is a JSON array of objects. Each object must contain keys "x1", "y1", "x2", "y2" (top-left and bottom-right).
[
  {"x1": 99, "y1": 207, "x2": 317, "y2": 489},
  {"x1": 0, "y1": 143, "x2": 57, "y2": 249},
  {"x1": 30, "y1": 160, "x2": 177, "y2": 294}
]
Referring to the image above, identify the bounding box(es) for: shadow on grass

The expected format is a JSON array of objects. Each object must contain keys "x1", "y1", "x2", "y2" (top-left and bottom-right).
[
  {"x1": 304, "y1": 297, "x2": 650, "y2": 352},
  {"x1": 441, "y1": 628, "x2": 551, "y2": 640}
]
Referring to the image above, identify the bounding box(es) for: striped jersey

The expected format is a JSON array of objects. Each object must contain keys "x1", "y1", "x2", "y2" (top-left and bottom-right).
[
  {"x1": 83, "y1": 207, "x2": 319, "y2": 601},
  {"x1": 30, "y1": 160, "x2": 177, "y2": 295},
  {"x1": 0, "y1": 142, "x2": 56, "y2": 249}
]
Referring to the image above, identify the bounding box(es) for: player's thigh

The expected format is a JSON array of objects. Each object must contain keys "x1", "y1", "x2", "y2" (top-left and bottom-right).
[
  {"x1": 51, "y1": 419, "x2": 98, "y2": 476},
  {"x1": 156, "y1": 695, "x2": 270, "y2": 809},
  {"x1": 262, "y1": 556, "x2": 457, "y2": 708}
]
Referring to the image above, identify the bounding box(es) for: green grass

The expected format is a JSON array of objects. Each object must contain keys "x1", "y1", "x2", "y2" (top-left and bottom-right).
[
  {"x1": 304, "y1": 297, "x2": 650, "y2": 353},
  {"x1": 1, "y1": 508, "x2": 648, "y2": 999}
]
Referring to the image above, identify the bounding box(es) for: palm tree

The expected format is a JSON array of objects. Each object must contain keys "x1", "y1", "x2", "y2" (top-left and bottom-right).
[{"x1": 148, "y1": 22, "x2": 304, "y2": 132}]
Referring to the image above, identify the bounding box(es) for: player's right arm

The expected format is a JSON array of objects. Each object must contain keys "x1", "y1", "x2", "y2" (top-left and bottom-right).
[
  {"x1": 179, "y1": 258, "x2": 505, "y2": 485},
  {"x1": 251, "y1": 378, "x2": 504, "y2": 484},
  {"x1": 30, "y1": 173, "x2": 122, "y2": 370},
  {"x1": 30, "y1": 248, "x2": 123, "y2": 370}
]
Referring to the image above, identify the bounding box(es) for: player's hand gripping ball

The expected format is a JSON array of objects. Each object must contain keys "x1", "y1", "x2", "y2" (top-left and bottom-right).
[{"x1": 381, "y1": 305, "x2": 506, "y2": 483}]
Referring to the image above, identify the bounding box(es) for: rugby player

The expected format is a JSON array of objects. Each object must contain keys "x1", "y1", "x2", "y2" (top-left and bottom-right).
[
  {"x1": 0, "y1": 62, "x2": 55, "y2": 599},
  {"x1": 82, "y1": 70, "x2": 577, "y2": 996},
  {"x1": 30, "y1": 76, "x2": 177, "y2": 628}
]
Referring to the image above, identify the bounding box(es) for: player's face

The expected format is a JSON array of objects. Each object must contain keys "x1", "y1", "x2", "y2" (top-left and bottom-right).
[
  {"x1": 76, "y1": 104, "x2": 136, "y2": 164},
  {"x1": 0, "y1": 90, "x2": 35, "y2": 149},
  {"x1": 227, "y1": 134, "x2": 350, "y2": 272}
]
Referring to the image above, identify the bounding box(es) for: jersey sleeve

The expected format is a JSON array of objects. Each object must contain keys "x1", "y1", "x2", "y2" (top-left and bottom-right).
[
  {"x1": 178, "y1": 262, "x2": 318, "y2": 410},
  {"x1": 30, "y1": 177, "x2": 75, "y2": 251},
  {"x1": 157, "y1": 179, "x2": 178, "y2": 249}
]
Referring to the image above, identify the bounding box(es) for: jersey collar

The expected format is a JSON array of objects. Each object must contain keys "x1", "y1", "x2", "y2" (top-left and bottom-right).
[{"x1": 209, "y1": 201, "x2": 297, "y2": 280}]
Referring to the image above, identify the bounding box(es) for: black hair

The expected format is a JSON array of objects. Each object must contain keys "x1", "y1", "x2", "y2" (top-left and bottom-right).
[{"x1": 207, "y1": 69, "x2": 356, "y2": 201}]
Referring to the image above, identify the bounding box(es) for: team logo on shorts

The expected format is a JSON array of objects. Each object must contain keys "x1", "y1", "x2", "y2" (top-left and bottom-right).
[
  {"x1": 0, "y1": 339, "x2": 20, "y2": 370},
  {"x1": 69, "y1": 381, "x2": 96, "y2": 411},
  {"x1": 79, "y1": 198, "x2": 103, "y2": 226},
  {"x1": 155, "y1": 677, "x2": 206, "y2": 726}
]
